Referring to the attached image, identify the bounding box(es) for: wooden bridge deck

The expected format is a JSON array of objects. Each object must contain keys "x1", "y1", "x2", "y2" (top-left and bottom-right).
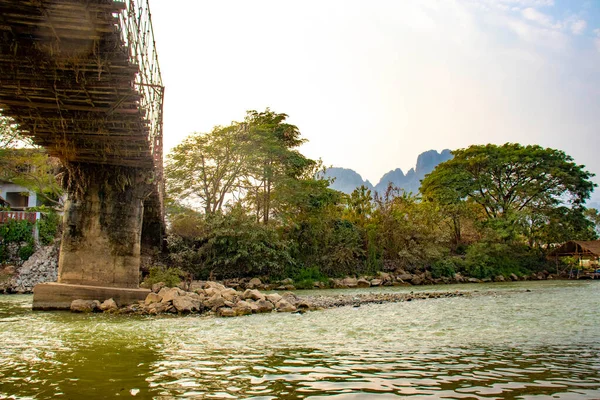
[{"x1": 0, "y1": 0, "x2": 161, "y2": 169}]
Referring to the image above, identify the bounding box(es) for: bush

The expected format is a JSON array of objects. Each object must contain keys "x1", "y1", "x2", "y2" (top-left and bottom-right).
[
  {"x1": 37, "y1": 211, "x2": 61, "y2": 245},
  {"x1": 168, "y1": 207, "x2": 293, "y2": 280},
  {"x1": 142, "y1": 266, "x2": 185, "y2": 288},
  {"x1": 462, "y1": 242, "x2": 546, "y2": 279},
  {"x1": 290, "y1": 266, "x2": 328, "y2": 289},
  {"x1": 431, "y1": 258, "x2": 457, "y2": 279}
]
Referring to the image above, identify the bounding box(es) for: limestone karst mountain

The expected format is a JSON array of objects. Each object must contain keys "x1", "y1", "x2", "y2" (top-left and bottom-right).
[{"x1": 325, "y1": 149, "x2": 452, "y2": 195}]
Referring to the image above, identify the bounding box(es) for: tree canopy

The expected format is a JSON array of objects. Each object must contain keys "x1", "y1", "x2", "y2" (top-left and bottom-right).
[{"x1": 420, "y1": 143, "x2": 596, "y2": 219}]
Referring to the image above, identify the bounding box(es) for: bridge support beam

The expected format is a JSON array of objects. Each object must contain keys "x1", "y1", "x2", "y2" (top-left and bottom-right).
[{"x1": 33, "y1": 164, "x2": 151, "y2": 309}]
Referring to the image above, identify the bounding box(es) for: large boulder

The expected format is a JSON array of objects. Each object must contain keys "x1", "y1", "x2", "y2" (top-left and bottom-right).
[
  {"x1": 370, "y1": 279, "x2": 382, "y2": 287},
  {"x1": 173, "y1": 296, "x2": 199, "y2": 313},
  {"x1": 217, "y1": 307, "x2": 235, "y2": 317},
  {"x1": 221, "y1": 288, "x2": 239, "y2": 302},
  {"x1": 232, "y1": 300, "x2": 253, "y2": 316},
  {"x1": 70, "y1": 299, "x2": 100, "y2": 313},
  {"x1": 410, "y1": 276, "x2": 423, "y2": 286},
  {"x1": 100, "y1": 298, "x2": 118, "y2": 311},
  {"x1": 266, "y1": 293, "x2": 282, "y2": 304},
  {"x1": 242, "y1": 289, "x2": 265, "y2": 301},
  {"x1": 357, "y1": 278, "x2": 371, "y2": 288},
  {"x1": 145, "y1": 292, "x2": 162, "y2": 305},
  {"x1": 253, "y1": 299, "x2": 274, "y2": 313},
  {"x1": 247, "y1": 278, "x2": 262, "y2": 289},
  {"x1": 342, "y1": 277, "x2": 358, "y2": 288},
  {"x1": 160, "y1": 287, "x2": 181, "y2": 304},
  {"x1": 276, "y1": 299, "x2": 297, "y2": 312},
  {"x1": 205, "y1": 294, "x2": 226, "y2": 311},
  {"x1": 397, "y1": 273, "x2": 413, "y2": 282}
]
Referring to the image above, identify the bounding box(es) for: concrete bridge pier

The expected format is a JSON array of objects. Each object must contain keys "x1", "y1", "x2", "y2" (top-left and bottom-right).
[{"x1": 33, "y1": 164, "x2": 151, "y2": 309}]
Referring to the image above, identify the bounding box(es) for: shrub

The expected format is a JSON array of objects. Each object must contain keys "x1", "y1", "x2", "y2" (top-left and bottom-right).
[
  {"x1": 290, "y1": 266, "x2": 328, "y2": 289},
  {"x1": 431, "y1": 258, "x2": 457, "y2": 279},
  {"x1": 37, "y1": 211, "x2": 61, "y2": 245},
  {"x1": 142, "y1": 266, "x2": 185, "y2": 288}
]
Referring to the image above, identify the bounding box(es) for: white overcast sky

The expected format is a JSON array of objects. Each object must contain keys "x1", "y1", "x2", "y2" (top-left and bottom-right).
[{"x1": 151, "y1": 0, "x2": 600, "y2": 198}]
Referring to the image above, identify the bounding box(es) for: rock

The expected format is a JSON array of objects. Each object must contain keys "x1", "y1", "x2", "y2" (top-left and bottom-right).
[
  {"x1": 481, "y1": 278, "x2": 492, "y2": 283},
  {"x1": 410, "y1": 276, "x2": 423, "y2": 286},
  {"x1": 232, "y1": 300, "x2": 253, "y2": 316},
  {"x1": 70, "y1": 299, "x2": 100, "y2": 313},
  {"x1": 332, "y1": 279, "x2": 347, "y2": 289},
  {"x1": 253, "y1": 299, "x2": 274, "y2": 313},
  {"x1": 145, "y1": 292, "x2": 162, "y2": 305},
  {"x1": 467, "y1": 278, "x2": 481, "y2": 283},
  {"x1": 356, "y1": 278, "x2": 370, "y2": 288},
  {"x1": 160, "y1": 287, "x2": 181, "y2": 303},
  {"x1": 147, "y1": 302, "x2": 169, "y2": 314},
  {"x1": 397, "y1": 273, "x2": 413, "y2": 282},
  {"x1": 221, "y1": 288, "x2": 239, "y2": 302},
  {"x1": 276, "y1": 299, "x2": 297, "y2": 312},
  {"x1": 173, "y1": 296, "x2": 198, "y2": 313},
  {"x1": 217, "y1": 307, "x2": 236, "y2": 317},
  {"x1": 206, "y1": 294, "x2": 226, "y2": 311},
  {"x1": 510, "y1": 273, "x2": 519, "y2": 281},
  {"x1": 281, "y1": 278, "x2": 294, "y2": 285},
  {"x1": 297, "y1": 299, "x2": 314, "y2": 310},
  {"x1": 242, "y1": 289, "x2": 265, "y2": 301},
  {"x1": 282, "y1": 292, "x2": 300, "y2": 305},
  {"x1": 313, "y1": 281, "x2": 326, "y2": 289},
  {"x1": 370, "y1": 279, "x2": 382, "y2": 287},
  {"x1": 151, "y1": 282, "x2": 165, "y2": 293},
  {"x1": 494, "y1": 275, "x2": 505, "y2": 282},
  {"x1": 378, "y1": 272, "x2": 392, "y2": 282},
  {"x1": 100, "y1": 298, "x2": 118, "y2": 311},
  {"x1": 247, "y1": 278, "x2": 262, "y2": 289},
  {"x1": 266, "y1": 293, "x2": 282, "y2": 304},
  {"x1": 342, "y1": 277, "x2": 358, "y2": 288}
]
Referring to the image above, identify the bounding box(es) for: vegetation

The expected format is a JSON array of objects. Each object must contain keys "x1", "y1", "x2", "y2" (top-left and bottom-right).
[{"x1": 165, "y1": 110, "x2": 599, "y2": 283}]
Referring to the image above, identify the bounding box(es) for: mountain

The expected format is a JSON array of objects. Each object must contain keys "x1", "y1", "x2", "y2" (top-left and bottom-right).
[
  {"x1": 324, "y1": 149, "x2": 452, "y2": 195},
  {"x1": 326, "y1": 167, "x2": 373, "y2": 194}
]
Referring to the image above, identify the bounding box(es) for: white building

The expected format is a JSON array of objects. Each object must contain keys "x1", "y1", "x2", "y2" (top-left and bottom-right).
[{"x1": 0, "y1": 180, "x2": 41, "y2": 210}]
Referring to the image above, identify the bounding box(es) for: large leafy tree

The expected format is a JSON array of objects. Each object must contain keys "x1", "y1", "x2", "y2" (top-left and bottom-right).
[
  {"x1": 165, "y1": 124, "x2": 249, "y2": 214},
  {"x1": 421, "y1": 143, "x2": 596, "y2": 246},
  {"x1": 241, "y1": 109, "x2": 315, "y2": 224},
  {"x1": 421, "y1": 143, "x2": 595, "y2": 218}
]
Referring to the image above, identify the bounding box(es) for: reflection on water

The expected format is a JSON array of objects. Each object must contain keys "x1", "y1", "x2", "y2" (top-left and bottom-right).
[{"x1": 1, "y1": 281, "x2": 599, "y2": 399}]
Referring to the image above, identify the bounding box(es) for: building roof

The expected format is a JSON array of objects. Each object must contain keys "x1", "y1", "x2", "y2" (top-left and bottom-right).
[{"x1": 548, "y1": 240, "x2": 600, "y2": 257}]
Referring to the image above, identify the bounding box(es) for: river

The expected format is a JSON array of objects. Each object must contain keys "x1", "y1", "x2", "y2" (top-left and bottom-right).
[{"x1": 1, "y1": 280, "x2": 599, "y2": 399}]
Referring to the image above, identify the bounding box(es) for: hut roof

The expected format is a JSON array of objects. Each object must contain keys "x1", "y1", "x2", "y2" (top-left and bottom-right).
[{"x1": 547, "y1": 240, "x2": 600, "y2": 257}]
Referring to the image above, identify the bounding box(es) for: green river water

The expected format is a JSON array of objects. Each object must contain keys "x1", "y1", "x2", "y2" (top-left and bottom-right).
[{"x1": 0, "y1": 280, "x2": 599, "y2": 399}]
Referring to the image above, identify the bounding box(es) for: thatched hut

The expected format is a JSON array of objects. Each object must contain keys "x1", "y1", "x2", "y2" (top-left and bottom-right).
[{"x1": 547, "y1": 240, "x2": 600, "y2": 278}]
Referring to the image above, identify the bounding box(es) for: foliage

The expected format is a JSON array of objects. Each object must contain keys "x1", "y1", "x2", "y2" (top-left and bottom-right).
[
  {"x1": 291, "y1": 266, "x2": 329, "y2": 289},
  {"x1": 421, "y1": 143, "x2": 596, "y2": 220},
  {"x1": 37, "y1": 210, "x2": 61, "y2": 245},
  {"x1": 168, "y1": 206, "x2": 293, "y2": 280},
  {"x1": 165, "y1": 125, "x2": 249, "y2": 214},
  {"x1": 0, "y1": 219, "x2": 35, "y2": 263},
  {"x1": 165, "y1": 110, "x2": 597, "y2": 283},
  {"x1": 0, "y1": 117, "x2": 63, "y2": 207},
  {"x1": 142, "y1": 266, "x2": 185, "y2": 288}
]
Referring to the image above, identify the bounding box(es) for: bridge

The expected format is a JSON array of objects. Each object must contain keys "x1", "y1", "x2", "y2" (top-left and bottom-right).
[{"x1": 0, "y1": 0, "x2": 164, "y2": 308}]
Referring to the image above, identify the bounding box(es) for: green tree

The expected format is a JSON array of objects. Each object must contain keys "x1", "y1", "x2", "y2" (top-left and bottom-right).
[
  {"x1": 165, "y1": 124, "x2": 249, "y2": 214},
  {"x1": 241, "y1": 109, "x2": 315, "y2": 224},
  {"x1": 420, "y1": 144, "x2": 596, "y2": 245}
]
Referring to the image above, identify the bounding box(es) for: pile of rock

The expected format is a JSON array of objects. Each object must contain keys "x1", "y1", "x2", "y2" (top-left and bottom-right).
[
  {"x1": 0, "y1": 243, "x2": 59, "y2": 293},
  {"x1": 70, "y1": 281, "x2": 318, "y2": 317}
]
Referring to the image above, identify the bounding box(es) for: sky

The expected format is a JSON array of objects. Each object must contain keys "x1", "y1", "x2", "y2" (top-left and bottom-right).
[{"x1": 151, "y1": 0, "x2": 600, "y2": 199}]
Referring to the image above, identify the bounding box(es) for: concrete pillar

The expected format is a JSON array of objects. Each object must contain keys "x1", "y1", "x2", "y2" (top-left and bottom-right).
[
  {"x1": 33, "y1": 163, "x2": 154, "y2": 309},
  {"x1": 57, "y1": 164, "x2": 149, "y2": 288}
]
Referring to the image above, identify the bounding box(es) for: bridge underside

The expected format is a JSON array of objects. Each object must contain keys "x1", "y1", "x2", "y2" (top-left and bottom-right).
[{"x1": 0, "y1": 0, "x2": 164, "y2": 308}]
